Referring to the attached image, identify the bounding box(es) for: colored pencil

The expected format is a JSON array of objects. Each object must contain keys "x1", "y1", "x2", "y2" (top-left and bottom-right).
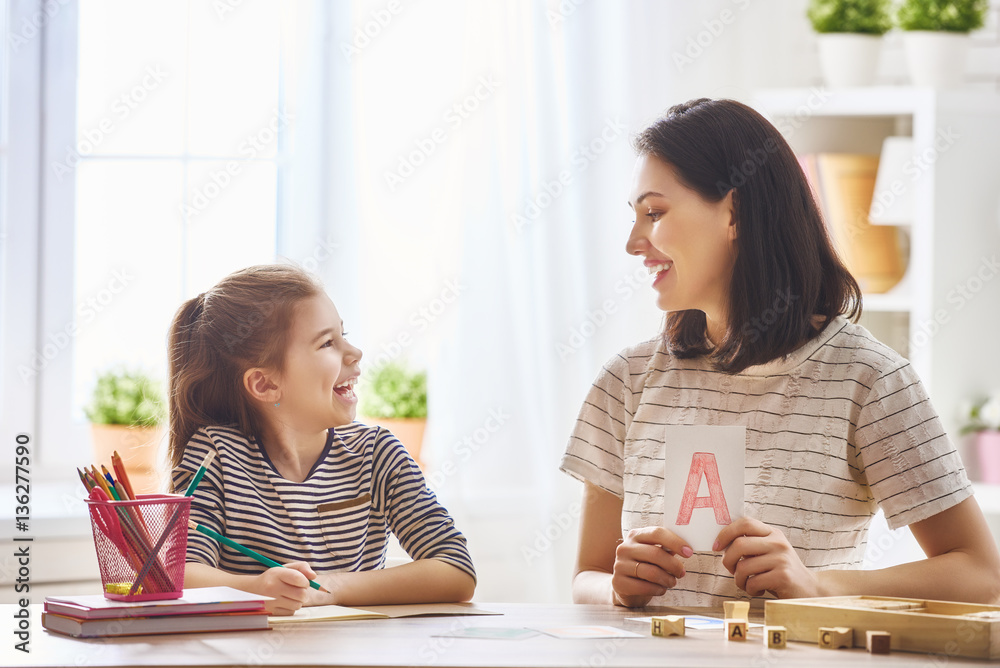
[
  {"x1": 128, "y1": 450, "x2": 215, "y2": 596},
  {"x1": 184, "y1": 451, "x2": 216, "y2": 496},
  {"x1": 188, "y1": 520, "x2": 329, "y2": 593},
  {"x1": 111, "y1": 451, "x2": 137, "y2": 500}
]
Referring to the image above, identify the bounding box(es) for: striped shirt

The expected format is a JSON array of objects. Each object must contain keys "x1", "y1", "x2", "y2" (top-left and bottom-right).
[
  {"x1": 171, "y1": 423, "x2": 476, "y2": 581},
  {"x1": 560, "y1": 316, "x2": 972, "y2": 606}
]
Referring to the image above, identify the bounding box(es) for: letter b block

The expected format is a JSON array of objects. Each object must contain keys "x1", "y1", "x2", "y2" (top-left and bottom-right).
[
  {"x1": 764, "y1": 625, "x2": 786, "y2": 649},
  {"x1": 818, "y1": 626, "x2": 852, "y2": 649},
  {"x1": 651, "y1": 615, "x2": 685, "y2": 637}
]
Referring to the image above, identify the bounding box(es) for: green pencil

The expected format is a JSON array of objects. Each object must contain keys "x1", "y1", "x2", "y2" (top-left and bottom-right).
[
  {"x1": 187, "y1": 520, "x2": 328, "y2": 593},
  {"x1": 185, "y1": 450, "x2": 216, "y2": 496}
]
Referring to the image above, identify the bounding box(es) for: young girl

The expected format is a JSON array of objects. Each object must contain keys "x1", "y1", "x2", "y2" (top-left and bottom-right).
[
  {"x1": 168, "y1": 265, "x2": 475, "y2": 615},
  {"x1": 562, "y1": 98, "x2": 1000, "y2": 608}
]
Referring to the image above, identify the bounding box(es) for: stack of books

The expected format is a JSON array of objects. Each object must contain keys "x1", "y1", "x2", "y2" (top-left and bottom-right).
[{"x1": 41, "y1": 586, "x2": 271, "y2": 638}]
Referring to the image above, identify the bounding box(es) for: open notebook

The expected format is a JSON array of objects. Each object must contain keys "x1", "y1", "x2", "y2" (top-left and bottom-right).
[{"x1": 269, "y1": 602, "x2": 500, "y2": 624}]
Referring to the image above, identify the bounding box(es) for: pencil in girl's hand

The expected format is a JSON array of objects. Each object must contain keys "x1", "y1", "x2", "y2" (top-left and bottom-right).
[
  {"x1": 185, "y1": 451, "x2": 216, "y2": 496},
  {"x1": 187, "y1": 520, "x2": 330, "y2": 593}
]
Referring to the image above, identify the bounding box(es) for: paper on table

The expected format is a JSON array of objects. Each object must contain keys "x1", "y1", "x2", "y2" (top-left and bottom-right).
[
  {"x1": 534, "y1": 626, "x2": 643, "y2": 639},
  {"x1": 270, "y1": 602, "x2": 501, "y2": 624},
  {"x1": 662, "y1": 425, "x2": 745, "y2": 552}
]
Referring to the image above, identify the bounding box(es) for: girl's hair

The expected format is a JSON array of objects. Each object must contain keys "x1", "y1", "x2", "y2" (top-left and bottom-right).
[
  {"x1": 167, "y1": 264, "x2": 324, "y2": 468},
  {"x1": 632, "y1": 98, "x2": 861, "y2": 374}
]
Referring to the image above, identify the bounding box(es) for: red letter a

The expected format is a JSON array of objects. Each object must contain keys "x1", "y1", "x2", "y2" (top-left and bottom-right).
[{"x1": 675, "y1": 452, "x2": 731, "y2": 525}]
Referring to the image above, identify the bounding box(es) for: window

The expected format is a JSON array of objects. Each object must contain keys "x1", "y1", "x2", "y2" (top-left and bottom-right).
[{"x1": 38, "y1": 0, "x2": 288, "y2": 466}]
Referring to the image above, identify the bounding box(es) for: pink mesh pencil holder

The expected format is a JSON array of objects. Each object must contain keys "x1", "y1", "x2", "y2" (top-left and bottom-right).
[{"x1": 87, "y1": 494, "x2": 190, "y2": 601}]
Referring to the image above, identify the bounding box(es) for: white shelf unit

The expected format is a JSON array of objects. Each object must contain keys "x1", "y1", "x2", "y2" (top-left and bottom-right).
[
  {"x1": 753, "y1": 88, "x2": 1000, "y2": 523},
  {"x1": 753, "y1": 87, "x2": 1000, "y2": 438}
]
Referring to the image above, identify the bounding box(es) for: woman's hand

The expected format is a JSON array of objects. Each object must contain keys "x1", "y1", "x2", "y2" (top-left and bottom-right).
[
  {"x1": 714, "y1": 517, "x2": 821, "y2": 599},
  {"x1": 612, "y1": 526, "x2": 693, "y2": 608},
  {"x1": 254, "y1": 561, "x2": 317, "y2": 615}
]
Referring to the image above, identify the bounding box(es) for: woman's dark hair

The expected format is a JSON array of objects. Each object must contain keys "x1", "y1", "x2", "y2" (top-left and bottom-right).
[
  {"x1": 167, "y1": 264, "x2": 323, "y2": 468},
  {"x1": 632, "y1": 97, "x2": 861, "y2": 374}
]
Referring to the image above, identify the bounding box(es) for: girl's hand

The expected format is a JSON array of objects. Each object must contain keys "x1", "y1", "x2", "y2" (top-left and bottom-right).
[
  {"x1": 255, "y1": 561, "x2": 316, "y2": 615},
  {"x1": 714, "y1": 517, "x2": 821, "y2": 599},
  {"x1": 612, "y1": 527, "x2": 693, "y2": 608}
]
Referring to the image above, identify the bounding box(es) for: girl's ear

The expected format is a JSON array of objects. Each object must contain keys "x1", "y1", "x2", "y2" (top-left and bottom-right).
[{"x1": 243, "y1": 368, "x2": 280, "y2": 404}]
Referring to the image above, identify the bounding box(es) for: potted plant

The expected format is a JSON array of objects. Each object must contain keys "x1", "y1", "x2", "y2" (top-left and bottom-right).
[
  {"x1": 960, "y1": 392, "x2": 1000, "y2": 484},
  {"x1": 357, "y1": 361, "x2": 428, "y2": 466},
  {"x1": 86, "y1": 367, "x2": 166, "y2": 494},
  {"x1": 897, "y1": 0, "x2": 988, "y2": 87},
  {"x1": 807, "y1": 0, "x2": 892, "y2": 87}
]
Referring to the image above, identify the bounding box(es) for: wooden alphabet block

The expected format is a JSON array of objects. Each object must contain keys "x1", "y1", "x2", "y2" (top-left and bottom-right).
[
  {"x1": 726, "y1": 619, "x2": 748, "y2": 642},
  {"x1": 724, "y1": 600, "x2": 750, "y2": 621},
  {"x1": 764, "y1": 625, "x2": 787, "y2": 649},
  {"x1": 818, "y1": 626, "x2": 853, "y2": 649},
  {"x1": 867, "y1": 630, "x2": 891, "y2": 654},
  {"x1": 650, "y1": 615, "x2": 685, "y2": 637}
]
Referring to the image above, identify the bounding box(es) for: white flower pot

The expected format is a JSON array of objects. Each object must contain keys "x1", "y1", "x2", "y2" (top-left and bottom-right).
[
  {"x1": 816, "y1": 34, "x2": 882, "y2": 88},
  {"x1": 903, "y1": 31, "x2": 970, "y2": 88}
]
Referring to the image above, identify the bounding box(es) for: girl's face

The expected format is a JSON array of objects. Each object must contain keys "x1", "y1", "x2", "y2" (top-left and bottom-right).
[
  {"x1": 275, "y1": 293, "x2": 362, "y2": 430},
  {"x1": 625, "y1": 154, "x2": 737, "y2": 325}
]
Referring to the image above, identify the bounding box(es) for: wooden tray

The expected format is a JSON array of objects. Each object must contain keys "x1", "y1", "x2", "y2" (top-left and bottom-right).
[{"x1": 765, "y1": 596, "x2": 1000, "y2": 659}]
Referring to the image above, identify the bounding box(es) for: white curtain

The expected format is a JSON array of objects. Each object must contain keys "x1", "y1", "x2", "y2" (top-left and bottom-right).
[{"x1": 286, "y1": 0, "x2": 816, "y2": 602}]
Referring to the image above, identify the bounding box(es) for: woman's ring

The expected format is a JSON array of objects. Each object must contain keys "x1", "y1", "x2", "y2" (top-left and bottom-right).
[{"x1": 634, "y1": 561, "x2": 640, "y2": 579}]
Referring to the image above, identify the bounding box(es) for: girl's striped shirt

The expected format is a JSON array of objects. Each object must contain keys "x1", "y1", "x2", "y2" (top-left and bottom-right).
[{"x1": 172, "y1": 422, "x2": 475, "y2": 581}]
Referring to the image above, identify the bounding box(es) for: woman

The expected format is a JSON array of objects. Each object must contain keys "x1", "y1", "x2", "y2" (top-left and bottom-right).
[{"x1": 561, "y1": 98, "x2": 1000, "y2": 607}]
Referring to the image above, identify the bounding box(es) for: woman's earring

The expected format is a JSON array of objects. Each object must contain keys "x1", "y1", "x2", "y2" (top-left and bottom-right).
[{"x1": 274, "y1": 403, "x2": 280, "y2": 408}]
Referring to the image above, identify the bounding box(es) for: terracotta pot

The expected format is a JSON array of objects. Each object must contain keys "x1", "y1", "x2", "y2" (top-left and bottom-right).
[
  {"x1": 359, "y1": 417, "x2": 426, "y2": 467},
  {"x1": 976, "y1": 430, "x2": 1000, "y2": 485},
  {"x1": 90, "y1": 424, "x2": 165, "y2": 495}
]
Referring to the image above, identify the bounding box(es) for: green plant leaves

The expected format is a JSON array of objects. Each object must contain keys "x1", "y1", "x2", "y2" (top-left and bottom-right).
[
  {"x1": 897, "y1": 0, "x2": 988, "y2": 32},
  {"x1": 85, "y1": 367, "x2": 166, "y2": 427},
  {"x1": 808, "y1": 0, "x2": 893, "y2": 35},
  {"x1": 357, "y1": 362, "x2": 427, "y2": 419}
]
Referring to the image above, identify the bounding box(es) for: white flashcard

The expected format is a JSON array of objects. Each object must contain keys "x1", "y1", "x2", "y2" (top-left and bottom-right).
[{"x1": 662, "y1": 425, "x2": 745, "y2": 552}]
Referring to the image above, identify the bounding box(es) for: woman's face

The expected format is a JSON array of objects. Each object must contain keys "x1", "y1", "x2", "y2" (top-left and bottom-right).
[
  {"x1": 275, "y1": 293, "x2": 362, "y2": 430},
  {"x1": 626, "y1": 154, "x2": 737, "y2": 326}
]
